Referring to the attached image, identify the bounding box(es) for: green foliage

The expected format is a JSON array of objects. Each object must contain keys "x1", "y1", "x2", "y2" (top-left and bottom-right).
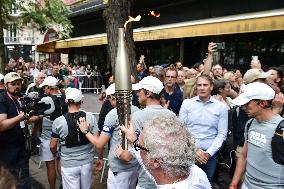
[
  {"x1": 21, "y1": 0, "x2": 73, "y2": 38},
  {"x1": 0, "y1": 0, "x2": 19, "y2": 28}
]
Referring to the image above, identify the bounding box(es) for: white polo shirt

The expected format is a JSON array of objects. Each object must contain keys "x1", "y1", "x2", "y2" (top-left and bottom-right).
[{"x1": 156, "y1": 165, "x2": 211, "y2": 189}]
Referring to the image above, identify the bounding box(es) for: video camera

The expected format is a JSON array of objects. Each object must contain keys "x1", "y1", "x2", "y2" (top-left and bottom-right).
[{"x1": 20, "y1": 92, "x2": 51, "y2": 117}]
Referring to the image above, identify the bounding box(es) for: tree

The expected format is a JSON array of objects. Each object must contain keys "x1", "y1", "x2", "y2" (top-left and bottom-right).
[
  {"x1": 0, "y1": 0, "x2": 73, "y2": 73},
  {"x1": 103, "y1": 0, "x2": 137, "y2": 76}
]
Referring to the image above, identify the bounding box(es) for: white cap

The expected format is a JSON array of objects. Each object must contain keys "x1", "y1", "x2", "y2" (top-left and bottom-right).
[
  {"x1": 135, "y1": 76, "x2": 164, "y2": 94},
  {"x1": 65, "y1": 88, "x2": 83, "y2": 103},
  {"x1": 106, "y1": 83, "x2": 115, "y2": 96},
  {"x1": 106, "y1": 83, "x2": 140, "y2": 96},
  {"x1": 39, "y1": 76, "x2": 58, "y2": 88},
  {"x1": 4, "y1": 72, "x2": 22, "y2": 84},
  {"x1": 232, "y1": 82, "x2": 275, "y2": 106},
  {"x1": 0, "y1": 74, "x2": 4, "y2": 82}
]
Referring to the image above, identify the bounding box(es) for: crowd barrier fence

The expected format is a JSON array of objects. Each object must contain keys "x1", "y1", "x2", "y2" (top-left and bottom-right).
[{"x1": 72, "y1": 74, "x2": 102, "y2": 94}]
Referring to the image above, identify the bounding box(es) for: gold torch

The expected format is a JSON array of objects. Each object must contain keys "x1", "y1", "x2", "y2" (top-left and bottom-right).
[{"x1": 115, "y1": 28, "x2": 131, "y2": 150}]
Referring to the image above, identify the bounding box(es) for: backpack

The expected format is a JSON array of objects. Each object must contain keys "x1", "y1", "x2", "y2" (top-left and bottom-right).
[
  {"x1": 247, "y1": 119, "x2": 284, "y2": 165},
  {"x1": 271, "y1": 120, "x2": 284, "y2": 165},
  {"x1": 63, "y1": 111, "x2": 90, "y2": 148},
  {"x1": 49, "y1": 94, "x2": 68, "y2": 121}
]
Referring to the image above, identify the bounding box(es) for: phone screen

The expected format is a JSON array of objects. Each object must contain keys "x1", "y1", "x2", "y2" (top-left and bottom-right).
[
  {"x1": 216, "y1": 42, "x2": 225, "y2": 50},
  {"x1": 252, "y1": 56, "x2": 258, "y2": 61}
]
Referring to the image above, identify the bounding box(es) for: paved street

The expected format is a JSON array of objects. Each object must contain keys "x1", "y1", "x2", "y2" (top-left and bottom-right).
[{"x1": 30, "y1": 93, "x2": 104, "y2": 189}]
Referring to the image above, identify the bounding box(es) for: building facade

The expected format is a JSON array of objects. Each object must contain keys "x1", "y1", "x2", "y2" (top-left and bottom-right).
[
  {"x1": 37, "y1": 0, "x2": 284, "y2": 72},
  {"x1": 3, "y1": 3, "x2": 48, "y2": 64}
]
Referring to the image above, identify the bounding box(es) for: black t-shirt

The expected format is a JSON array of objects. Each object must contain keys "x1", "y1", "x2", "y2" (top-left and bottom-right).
[{"x1": 0, "y1": 92, "x2": 25, "y2": 148}]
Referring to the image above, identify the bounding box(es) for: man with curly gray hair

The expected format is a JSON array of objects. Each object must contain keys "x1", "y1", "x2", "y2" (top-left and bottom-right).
[{"x1": 122, "y1": 116, "x2": 211, "y2": 188}]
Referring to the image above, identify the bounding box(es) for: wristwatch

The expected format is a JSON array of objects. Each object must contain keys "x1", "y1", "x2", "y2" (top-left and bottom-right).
[{"x1": 82, "y1": 129, "x2": 89, "y2": 135}]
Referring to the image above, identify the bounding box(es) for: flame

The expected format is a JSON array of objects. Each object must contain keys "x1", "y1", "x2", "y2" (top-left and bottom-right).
[
  {"x1": 149, "y1": 11, "x2": 160, "y2": 17},
  {"x1": 123, "y1": 11, "x2": 160, "y2": 30},
  {"x1": 124, "y1": 15, "x2": 142, "y2": 29}
]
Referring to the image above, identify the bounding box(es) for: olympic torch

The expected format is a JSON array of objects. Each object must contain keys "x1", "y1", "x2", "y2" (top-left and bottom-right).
[{"x1": 115, "y1": 28, "x2": 131, "y2": 150}]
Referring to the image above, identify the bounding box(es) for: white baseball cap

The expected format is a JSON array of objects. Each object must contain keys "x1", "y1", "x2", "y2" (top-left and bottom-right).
[
  {"x1": 4, "y1": 72, "x2": 22, "y2": 84},
  {"x1": 39, "y1": 76, "x2": 58, "y2": 88},
  {"x1": 0, "y1": 74, "x2": 4, "y2": 82},
  {"x1": 232, "y1": 82, "x2": 275, "y2": 106},
  {"x1": 135, "y1": 76, "x2": 164, "y2": 94},
  {"x1": 106, "y1": 83, "x2": 115, "y2": 96},
  {"x1": 106, "y1": 83, "x2": 140, "y2": 96},
  {"x1": 65, "y1": 88, "x2": 83, "y2": 103}
]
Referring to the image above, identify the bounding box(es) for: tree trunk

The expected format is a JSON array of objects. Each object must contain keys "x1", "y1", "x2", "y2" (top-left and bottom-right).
[
  {"x1": 0, "y1": 14, "x2": 5, "y2": 74},
  {"x1": 103, "y1": 0, "x2": 136, "y2": 77}
]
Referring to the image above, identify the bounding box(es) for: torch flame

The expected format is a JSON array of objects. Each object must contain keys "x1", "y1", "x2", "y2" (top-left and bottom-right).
[
  {"x1": 123, "y1": 11, "x2": 160, "y2": 30},
  {"x1": 149, "y1": 10, "x2": 160, "y2": 17},
  {"x1": 124, "y1": 15, "x2": 142, "y2": 30}
]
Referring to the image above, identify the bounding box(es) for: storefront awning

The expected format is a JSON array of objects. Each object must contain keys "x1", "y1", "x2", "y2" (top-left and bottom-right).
[
  {"x1": 36, "y1": 40, "x2": 70, "y2": 53},
  {"x1": 133, "y1": 9, "x2": 284, "y2": 41},
  {"x1": 36, "y1": 9, "x2": 284, "y2": 53},
  {"x1": 36, "y1": 40, "x2": 57, "y2": 53}
]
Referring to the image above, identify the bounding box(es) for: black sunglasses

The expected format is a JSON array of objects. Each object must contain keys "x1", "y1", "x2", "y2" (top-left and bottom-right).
[
  {"x1": 134, "y1": 142, "x2": 149, "y2": 152},
  {"x1": 107, "y1": 95, "x2": 116, "y2": 101}
]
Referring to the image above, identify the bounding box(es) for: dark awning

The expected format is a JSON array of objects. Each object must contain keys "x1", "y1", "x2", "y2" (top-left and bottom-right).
[{"x1": 36, "y1": 9, "x2": 284, "y2": 53}]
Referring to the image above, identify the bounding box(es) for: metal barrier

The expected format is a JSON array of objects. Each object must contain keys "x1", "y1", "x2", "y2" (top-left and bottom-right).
[{"x1": 72, "y1": 74, "x2": 102, "y2": 94}]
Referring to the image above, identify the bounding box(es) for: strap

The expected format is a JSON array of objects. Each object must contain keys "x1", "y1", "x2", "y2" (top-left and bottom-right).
[
  {"x1": 246, "y1": 119, "x2": 254, "y2": 140},
  {"x1": 276, "y1": 119, "x2": 284, "y2": 134}
]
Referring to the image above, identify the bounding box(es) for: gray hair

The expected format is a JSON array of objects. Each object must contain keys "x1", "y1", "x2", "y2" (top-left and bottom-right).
[
  {"x1": 143, "y1": 116, "x2": 196, "y2": 178},
  {"x1": 34, "y1": 72, "x2": 46, "y2": 83},
  {"x1": 152, "y1": 65, "x2": 165, "y2": 82}
]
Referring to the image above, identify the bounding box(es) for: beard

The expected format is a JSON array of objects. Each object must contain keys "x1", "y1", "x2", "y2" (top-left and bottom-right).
[
  {"x1": 11, "y1": 91, "x2": 20, "y2": 96},
  {"x1": 8, "y1": 90, "x2": 21, "y2": 97}
]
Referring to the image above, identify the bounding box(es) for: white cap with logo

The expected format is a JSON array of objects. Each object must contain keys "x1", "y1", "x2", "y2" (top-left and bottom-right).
[
  {"x1": 4, "y1": 72, "x2": 22, "y2": 84},
  {"x1": 134, "y1": 76, "x2": 164, "y2": 94},
  {"x1": 232, "y1": 82, "x2": 275, "y2": 106},
  {"x1": 65, "y1": 88, "x2": 84, "y2": 103},
  {"x1": 39, "y1": 76, "x2": 58, "y2": 88}
]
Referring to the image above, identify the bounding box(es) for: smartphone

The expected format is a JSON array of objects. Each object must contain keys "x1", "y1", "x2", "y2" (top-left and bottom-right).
[
  {"x1": 101, "y1": 85, "x2": 106, "y2": 90},
  {"x1": 216, "y1": 42, "x2": 225, "y2": 50},
  {"x1": 252, "y1": 56, "x2": 258, "y2": 61}
]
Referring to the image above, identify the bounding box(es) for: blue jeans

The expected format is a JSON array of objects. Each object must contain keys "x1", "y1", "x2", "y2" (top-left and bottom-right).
[
  {"x1": 198, "y1": 153, "x2": 218, "y2": 182},
  {"x1": 0, "y1": 147, "x2": 31, "y2": 189}
]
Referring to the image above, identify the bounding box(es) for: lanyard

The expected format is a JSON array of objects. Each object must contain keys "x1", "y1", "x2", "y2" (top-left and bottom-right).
[{"x1": 6, "y1": 92, "x2": 21, "y2": 115}]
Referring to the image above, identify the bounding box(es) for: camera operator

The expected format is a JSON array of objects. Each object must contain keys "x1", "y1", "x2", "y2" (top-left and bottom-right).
[
  {"x1": 0, "y1": 72, "x2": 36, "y2": 189},
  {"x1": 36, "y1": 76, "x2": 68, "y2": 189}
]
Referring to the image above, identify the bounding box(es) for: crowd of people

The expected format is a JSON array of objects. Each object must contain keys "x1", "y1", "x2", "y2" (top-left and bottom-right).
[
  {"x1": 5, "y1": 58, "x2": 106, "y2": 93},
  {"x1": 0, "y1": 41, "x2": 284, "y2": 189}
]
